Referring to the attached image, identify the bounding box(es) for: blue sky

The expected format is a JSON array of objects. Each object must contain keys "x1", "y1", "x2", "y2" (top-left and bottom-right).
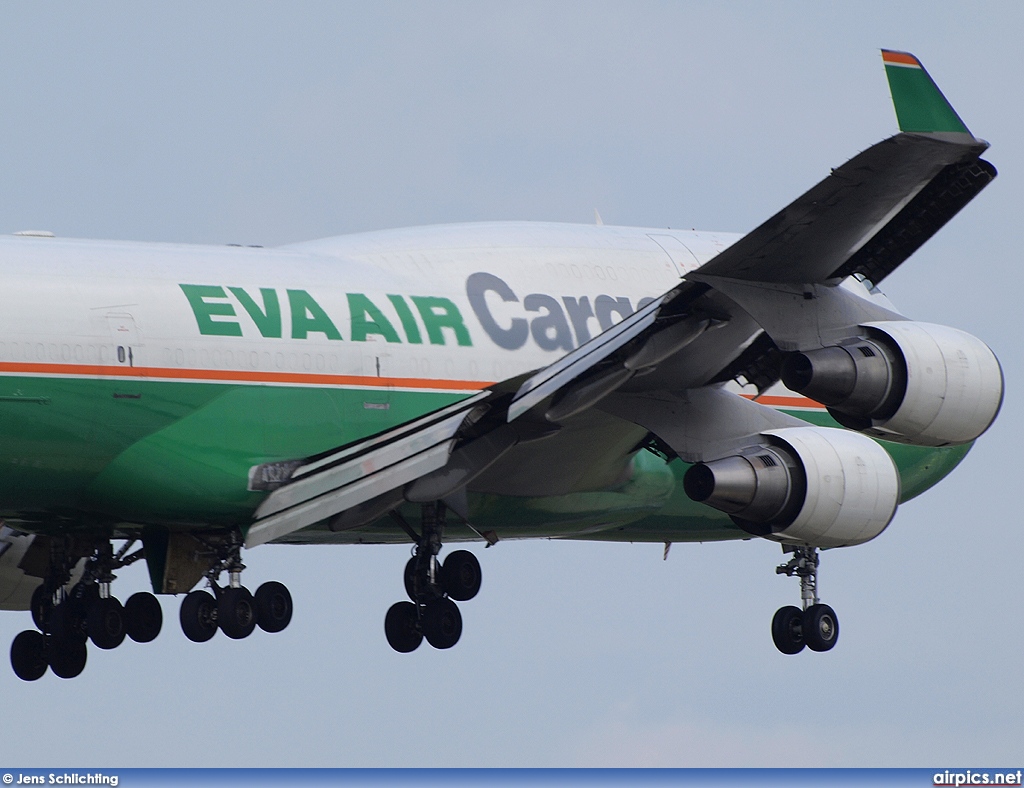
[{"x1": 0, "y1": 1, "x2": 1020, "y2": 767}]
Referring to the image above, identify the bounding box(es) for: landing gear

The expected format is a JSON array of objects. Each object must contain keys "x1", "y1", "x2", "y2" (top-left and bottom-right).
[
  {"x1": 422, "y1": 598, "x2": 462, "y2": 649},
  {"x1": 180, "y1": 590, "x2": 218, "y2": 643},
  {"x1": 124, "y1": 591, "x2": 163, "y2": 643},
  {"x1": 48, "y1": 637, "x2": 88, "y2": 679},
  {"x1": 384, "y1": 601, "x2": 422, "y2": 653},
  {"x1": 803, "y1": 603, "x2": 839, "y2": 652},
  {"x1": 254, "y1": 581, "x2": 293, "y2": 633},
  {"x1": 10, "y1": 630, "x2": 47, "y2": 681},
  {"x1": 442, "y1": 550, "x2": 482, "y2": 602},
  {"x1": 384, "y1": 502, "x2": 481, "y2": 653},
  {"x1": 771, "y1": 545, "x2": 840, "y2": 655},
  {"x1": 176, "y1": 532, "x2": 293, "y2": 644},
  {"x1": 9, "y1": 530, "x2": 293, "y2": 681},
  {"x1": 10, "y1": 536, "x2": 163, "y2": 681},
  {"x1": 87, "y1": 596, "x2": 126, "y2": 650},
  {"x1": 218, "y1": 587, "x2": 257, "y2": 640},
  {"x1": 771, "y1": 605, "x2": 805, "y2": 655}
]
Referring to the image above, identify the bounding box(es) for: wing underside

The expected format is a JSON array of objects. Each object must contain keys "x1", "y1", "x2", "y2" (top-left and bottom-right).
[{"x1": 245, "y1": 51, "x2": 995, "y2": 549}]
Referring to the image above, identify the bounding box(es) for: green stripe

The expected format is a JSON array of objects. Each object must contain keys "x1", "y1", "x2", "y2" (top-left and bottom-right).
[{"x1": 0, "y1": 375, "x2": 970, "y2": 544}]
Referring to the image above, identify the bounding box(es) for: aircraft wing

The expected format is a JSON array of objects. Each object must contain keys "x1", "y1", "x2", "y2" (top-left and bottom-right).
[{"x1": 244, "y1": 50, "x2": 996, "y2": 549}]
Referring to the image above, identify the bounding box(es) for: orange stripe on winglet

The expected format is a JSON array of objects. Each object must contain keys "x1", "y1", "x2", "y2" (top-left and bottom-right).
[{"x1": 882, "y1": 50, "x2": 921, "y2": 67}]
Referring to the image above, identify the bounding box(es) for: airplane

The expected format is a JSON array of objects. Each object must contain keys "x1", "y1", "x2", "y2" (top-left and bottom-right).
[{"x1": 0, "y1": 49, "x2": 1002, "y2": 681}]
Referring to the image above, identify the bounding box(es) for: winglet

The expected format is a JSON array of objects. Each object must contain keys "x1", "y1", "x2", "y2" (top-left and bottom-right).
[{"x1": 882, "y1": 50, "x2": 972, "y2": 136}]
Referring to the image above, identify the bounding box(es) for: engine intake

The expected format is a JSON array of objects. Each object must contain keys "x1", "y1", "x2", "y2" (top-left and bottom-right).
[
  {"x1": 781, "y1": 321, "x2": 1003, "y2": 447},
  {"x1": 683, "y1": 426, "x2": 900, "y2": 548}
]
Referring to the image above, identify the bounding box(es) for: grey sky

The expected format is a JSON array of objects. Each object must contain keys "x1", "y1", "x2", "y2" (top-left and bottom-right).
[{"x1": 0, "y1": 1, "x2": 1020, "y2": 767}]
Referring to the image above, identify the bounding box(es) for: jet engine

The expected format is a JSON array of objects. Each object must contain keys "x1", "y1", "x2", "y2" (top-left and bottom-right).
[
  {"x1": 683, "y1": 426, "x2": 900, "y2": 548},
  {"x1": 780, "y1": 321, "x2": 1003, "y2": 447}
]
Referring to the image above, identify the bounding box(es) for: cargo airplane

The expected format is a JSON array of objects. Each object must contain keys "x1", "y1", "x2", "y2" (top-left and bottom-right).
[{"x1": 0, "y1": 50, "x2": 1002, "y2": 680}]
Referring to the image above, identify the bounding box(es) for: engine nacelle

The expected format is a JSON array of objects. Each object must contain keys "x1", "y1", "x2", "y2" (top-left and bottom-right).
[
  {"x1": 683, "y1": 426, "x2": 900, "y2": 548},
  {"x1": 780, "y1": 321, "x2": 1003, "y2": 447}
]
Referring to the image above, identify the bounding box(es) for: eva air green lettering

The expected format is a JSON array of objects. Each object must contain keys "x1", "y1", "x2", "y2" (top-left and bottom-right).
[
  {"x1": 180, "y1": 284, "x2": 242, "y2": 337},
  {"x1": 228, "y1": 287, "x2": 282, "y2": 338},
  {"x1": 288, "y1": 290, "x2": 342, "y2": 340},
  {"x1": 348, "y1": 293, "x2": 400, "y2": 343},
  {"x1": 387, "y1": 295, "x2": 422, "y2": 344},
  {"x1": 410, "y1": 296, "x2": 472, "y2": 346}
]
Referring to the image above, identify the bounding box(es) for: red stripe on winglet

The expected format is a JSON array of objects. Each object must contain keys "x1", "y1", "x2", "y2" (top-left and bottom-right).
[{"x1": 882, "y1": 50, "x2": 921, "y2": 67}]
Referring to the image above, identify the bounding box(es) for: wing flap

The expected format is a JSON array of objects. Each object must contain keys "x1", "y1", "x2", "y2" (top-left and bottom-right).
[
  {"x1": 829, "y1": 157, "x2": 996, "y2": 285},
  {"x1": 245, "y1": 442, "x2": 455, "y2": 548},
  {"x1": 506, "y1": 294, "x2": 666, "y2": 421},
  {"x1": 244, "y1": 392, "x2": 490, "y2": 547},
  {"x1": 693, "y1": 132, "x2": 986, "y2": 286}
]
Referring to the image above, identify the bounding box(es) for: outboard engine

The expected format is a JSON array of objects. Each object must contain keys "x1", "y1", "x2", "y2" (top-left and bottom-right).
[{"x1": 781, "y1": 322, "x2": 1003, "y2": 447}]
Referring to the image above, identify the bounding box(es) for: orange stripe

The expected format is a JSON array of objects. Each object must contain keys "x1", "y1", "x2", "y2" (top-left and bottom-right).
[
  {"x1": 0, "y1": 361, "x2": 490, "y2": 392},
  {"x1": 742, "y1": 393, "x2": 826, "y2": 409},
  {"x1": 882, "y1": 50, "x2": 920, "y2": 67},
  {"x1": 0, "y1": 361, "x2": 827, "y2": 408}
]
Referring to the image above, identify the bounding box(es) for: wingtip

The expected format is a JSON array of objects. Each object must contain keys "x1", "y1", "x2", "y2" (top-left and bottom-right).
[
  {"x1": 881, "y1": 48, "x2": 972, "y2": 136},
  {"x1": 881, "y1": 49, "x2": 922, "y2": 68}
]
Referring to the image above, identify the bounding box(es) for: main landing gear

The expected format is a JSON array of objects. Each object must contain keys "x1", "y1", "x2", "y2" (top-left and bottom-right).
[
  {"x1": 10, "y1": 539, "x2": 163, "y2": 681},
  {"x1": 770, "y1": 545, "x2": 839, "y2": 655},
  {"x1": 177, "y1": 533, "x2": 293, "y2": 644},
  {"x1": 384, "y1": 502, "x2": 482, "y2": 653}
]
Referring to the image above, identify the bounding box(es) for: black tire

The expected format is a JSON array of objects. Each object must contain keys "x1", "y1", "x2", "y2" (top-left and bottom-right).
[
  {"x1": 50, "y1": 582, "x2": 97, "y2": 642},
  {"x1": 48, "y1": 603, "x2": 87, "y2": 643},
  {"x1": 422, "y1": 598, "x2": 462, "y2": 650},
  {"x1": 68, "y1": 582, "x2": 100, "y2": 615},
  {"x1": 124, "y1": 592, "x2": 163, "y2": 643},
  {"x1": 442, "y1": 550, "x2": 482, "y2": 602},
  {"x1": 87, "y1": 596, "x2": 126, "y2": 650},
  {"x1": 11, "y1": 630, "x2": 47, "y2": 681},
  {"x1": 404, "y1": 557, "x2": 417, "y2": 601},
  {"x1": 384, "y1": 601, "x2": 422, "y2": 653},
  {"x1": 771, "y1": 605, "x2": 805, "y2": 655},
  {"x1": 30, "y1": 584, "x2": 51, "y2": 632},
  {"x1": 218, "y1": 587, "x2": 257, "y2": 640},
  {"x1": 255, "y1": 581, "x2": 293, "y2": 633},
  {"x1": 803, "y1": 603, "x2": 839, "y2": 652},
  {"x1": 48, "y1": 636, "x2": 87, "y2": 679},
  {"x1": 179, "y1": 590, "x2": 218, "y2": 643}
]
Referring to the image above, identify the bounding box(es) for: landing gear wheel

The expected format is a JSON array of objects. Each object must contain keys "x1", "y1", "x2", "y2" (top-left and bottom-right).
[
  {"x1": 422, "y1": 598, "x2": 462, "y2": 649},
  {"x1": 403, "y1": 557, "x2": 417, "y2": 602},
  {"x1": 404, "y1": 556, "x2": 444, "y2": 602},
  {"x1": 442, "y1": 550, "x2": 481, "y2": 601},
  {"x1": 11, "y1": 630, "x2": 47, "y2": 681},
  {"x1": 771, "y1": 605, "x2": 805, "y2": 655},
  {"x1": 48, "y1": 603, "x2": 86, "y2": 643},
  {"x1": 218, "y1": 587, "x2": 257, "y2": 640},
  {"x1": 87, "y1": 596, "x2": 126, "y2": 650},
  {"x1": 30, "y1": 585, "x2": 51, "y2": 632},
  {"x1": 124, "y1": 592, "x2": 163, "y2": 643},
  {"x1": 803, "y1": 603, "x2": 839, "y2": 652},
  {"x1": 48, "y1": 637, "x2": 87, "y2": 679},
  {"x1": 384, "y1": 601, "x2": 422, "y2": 653},
  {"x1": 180, "y1": 590, "x2": 218, "y2": 643},
  {"x1": 255, "y1": 581, "x2": 292, "y2": 633}
]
